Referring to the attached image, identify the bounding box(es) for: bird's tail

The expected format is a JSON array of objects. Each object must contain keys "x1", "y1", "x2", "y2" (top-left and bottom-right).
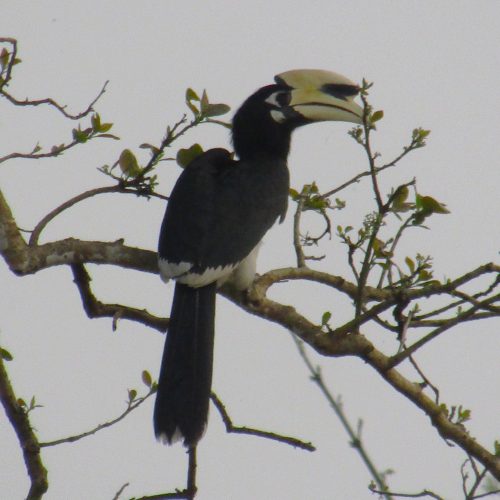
[{"x1": 154, "y1": 282, "x2": 216, "y2": 447}]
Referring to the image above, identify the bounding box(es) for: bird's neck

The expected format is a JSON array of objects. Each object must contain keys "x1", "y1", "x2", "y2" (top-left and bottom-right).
[{"x1": 232, "y1": 120, "x2": 292, "y2": 162}]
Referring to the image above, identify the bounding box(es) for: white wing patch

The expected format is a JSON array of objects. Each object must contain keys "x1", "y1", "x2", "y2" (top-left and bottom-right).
[
  {"x1": 158, "y1": 259, "x2": 192, "y2": 283},
  {"x1": 159, "y1": 258, "x2": 237, "y2": 288},
  {"x1": 179, "y1": 263, "x2": 237, "y2": 288},
  {"x1": 159, "y1": 241, "x2": 262, "y2": 290}
]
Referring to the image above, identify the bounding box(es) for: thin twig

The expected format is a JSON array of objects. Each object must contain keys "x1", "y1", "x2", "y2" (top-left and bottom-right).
[
  {"x1": 293, "y1": 196, "x2": 306, "y2": 267},
  {"x1": 0, "y1": 139, "x2": 81, "y2": 165},
  {"x1": 186, "y1": 447, "x2": 197, "y2": 500},
  {"x1": 321, "y1": 163, "x2": 394, "y2": 199},
  {"x1": 0, "y1": 38, "x2": 107, "y2": 119},
  {"x1": 369, "y1": 486, "x2": 443, "y2": 499},
  {"x1": 389, "y1": 293, "x2": 500, "y2": 367},
  {"x1": 360, "y1": 92, "x2": 384, "y2": 212},
  {"x1": 111, "y1": 482, "x2": 129, "y2": 500},
  {"x1": 29, "y1": 185, "x2": 167, "y2": 246},
  {"x1": 30, "y1": 186, "x2": 126, "y2": 245},
  {"x1": 40, "y1": 388, "x2": 155, "y2": 447},
  {"x1": 408, "y1": 355, "x2": 440, "y2": 404},
  {"x1": 210, "y1": 392, "x2": 315, "y2": 451},
  {"x1": 293, "y1": 336, "x2": 393, "y2": 498}
]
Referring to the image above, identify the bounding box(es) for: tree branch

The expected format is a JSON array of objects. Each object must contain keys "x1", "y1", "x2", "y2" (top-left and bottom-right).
[
  {"x1": 0, "y1": 37, "x2": 107, "y2": 120},
  {"x1": 0, "y1": 353, "x2": 48, "y2": 499},
  {"x1": 211, "y1": 392, "x2": 315, "y2": 451},
  {"x1": 293, "y1": 336, "x2": 392, "y2": 497},
  {"x1": 2, "y1": 183, "x2": 499, "y2": 479},
  {"x1": 40, "y1": 386, "x2": 155, "y2": 447},
  {"x1": 70, "y1": 263, "x2": 168, "y2": 333}
]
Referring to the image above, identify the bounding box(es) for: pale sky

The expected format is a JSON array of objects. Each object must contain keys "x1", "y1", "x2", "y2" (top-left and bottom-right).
[{"x1": 1, "y1": 2, "x2": 499, "y2": 499}]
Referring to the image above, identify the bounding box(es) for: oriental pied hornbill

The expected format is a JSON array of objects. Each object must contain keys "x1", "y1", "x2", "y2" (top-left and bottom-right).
[{"x1": 155, "y1": 69, "x2": 363, "y2": 447}]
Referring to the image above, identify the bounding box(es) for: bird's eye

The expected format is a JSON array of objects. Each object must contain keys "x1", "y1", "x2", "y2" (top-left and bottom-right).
[
  {"x1": 266, "y1": 91, "x2": 291, "y2": 108},
  {"x1": 276, "y1": 91, "x2": 291, "y2": 107}
]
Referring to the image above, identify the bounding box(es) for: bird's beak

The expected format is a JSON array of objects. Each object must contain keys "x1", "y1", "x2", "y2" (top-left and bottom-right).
[{"x1": 275, "y1": 69, "x2": 363, "y2": 124}]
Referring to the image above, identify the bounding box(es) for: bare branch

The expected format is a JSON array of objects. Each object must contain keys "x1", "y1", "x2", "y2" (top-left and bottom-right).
[
  {"x1": 111, "y1": 483, "x2": 129, "y2": 500},
  {"x1": 30, "y1": 186, "x2": 126, "y2": 245},
  {"x1": 292, "y1": 195, "x2": 307, "y2": 267},
  {"x1": 0, "y1": 38, "x2": 107, "y2": 119},
  {"x1": 211, "y1": 392, "x2": 315, "y2": 451},
  {"x1": 186, "y1": 447, "x2": 197, "y2": 500},
  {"x1": 369, "y1": 486, "x2": 443, "y2": 499},
  {"x1": 293, "y1": 336, "x2": 392, "y2": 497},
  {"x1": 71, "y1": 263, "x2": 168, "y2": 333},
  {"x1": 408, "y1": 355, "x2": 440, "y2": 404}
]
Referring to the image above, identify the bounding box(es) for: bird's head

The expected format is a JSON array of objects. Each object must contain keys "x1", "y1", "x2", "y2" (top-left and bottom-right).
[{"x1": 232, "y1": 69, "x2": 363, "y2": 160}]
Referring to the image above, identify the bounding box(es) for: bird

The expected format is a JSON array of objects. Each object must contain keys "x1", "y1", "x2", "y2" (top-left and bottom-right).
[{"x1": 154, "y1": 69, "x2": 363, "y2": 447}]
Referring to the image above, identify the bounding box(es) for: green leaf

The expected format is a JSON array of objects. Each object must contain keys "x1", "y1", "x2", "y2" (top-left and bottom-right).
[
  {"x1": 99, "y1": 122, "x2": 113, "y2": 133},
  {"x1": 303, "y1": 196, "x2": 328, "y2": 211},
  {"x1": 176, "y1": 143, "x2": 204, "y2": 168},
  {"x1": 185, "y1": 88, "x2": 201, "y2": 117},
  {"x1": 0, "y1": 347, "x2": 13, "y2": 361},
  {"x1": 203, "y1": 103, "x2": 231, "y2": 117},
  {"x1": 91, "y1": 113, "x2": 101, "y2": 132},
  {"x1": 417, "y1": 195, "x2": 450, "y2": 214},
  {"x1": 200, "y1": 89, "x2": 209, "y2": 114},
  {"x1": 128, "y1": 389, "x2": 137, "y2": 402},
  {"x1": 185, "y1": 87, "x2": 200, "y2": 102},
  {"x1": 494, "y1": 440, "x2": 500, "y2": 457},
  {"x1": 372, "y1": 238, "x2": 391, "y2": 258},
  {"x1": 72, "y1": 126, "x2": 90, "y2": 143},
  {"x1": 371, "y1": 110, "x2": 384, "y2": 123},
  {"x1": 142, "y1": 370, "x2": 152, "y2": 388},
  {"x1": 458, "y1": 407, "x2": 471, "y2": 423},
  {"x1": 96, "y1": 133, "x2": 120, "y2": 140},
  {"x1": 118, "y1": 149, "x2": 142, "y2": 177},
  {"x1": 0, "y1": 48, "x2": 9, "y2": 69},
  {"x1": 289, "y1": 188, "x2": 300, "y2": 201},
  {"x1": 405, "y1": 256, "x2": 415, "y2": 274},
  {"x1": 140, "y1": 143, "x2": 161, "y2": 155},
  {"x1": 186, "y1": 100, "x2": 199, "y2": 117},
  {"x1": 321, "y1": 311, "x2": 331, "y2": 327},
  {"x1": 391, "y1": 185, "x2": 411, "y2": 212}
]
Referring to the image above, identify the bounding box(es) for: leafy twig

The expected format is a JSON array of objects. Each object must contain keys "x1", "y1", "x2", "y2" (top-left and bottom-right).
[
  {"x1": 40, "y1": 386, "x2": 155, "y2": 447},
  {"x1": 389, "y1": 293, "x2": 500, "y2": 367}
]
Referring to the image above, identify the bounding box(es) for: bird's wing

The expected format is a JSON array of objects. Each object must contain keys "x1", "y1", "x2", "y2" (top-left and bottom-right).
[{"x1": 158, "y1": 148, "x2": 289, "y2": 286}]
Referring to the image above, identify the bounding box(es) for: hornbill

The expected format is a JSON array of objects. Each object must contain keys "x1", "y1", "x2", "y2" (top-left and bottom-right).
[{"x1": 155, "y1": 69, "x2": 363, "y2": 447}]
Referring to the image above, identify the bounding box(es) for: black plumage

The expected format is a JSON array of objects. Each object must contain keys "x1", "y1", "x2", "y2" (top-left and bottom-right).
[{"x1": 154, "y1": 70, "x2": 362, "y2": 446}]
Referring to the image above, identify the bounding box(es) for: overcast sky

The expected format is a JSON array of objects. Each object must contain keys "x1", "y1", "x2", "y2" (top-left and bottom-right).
[{"x1": 1, "y1": 2, "x2": 499, "y2": 499}]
